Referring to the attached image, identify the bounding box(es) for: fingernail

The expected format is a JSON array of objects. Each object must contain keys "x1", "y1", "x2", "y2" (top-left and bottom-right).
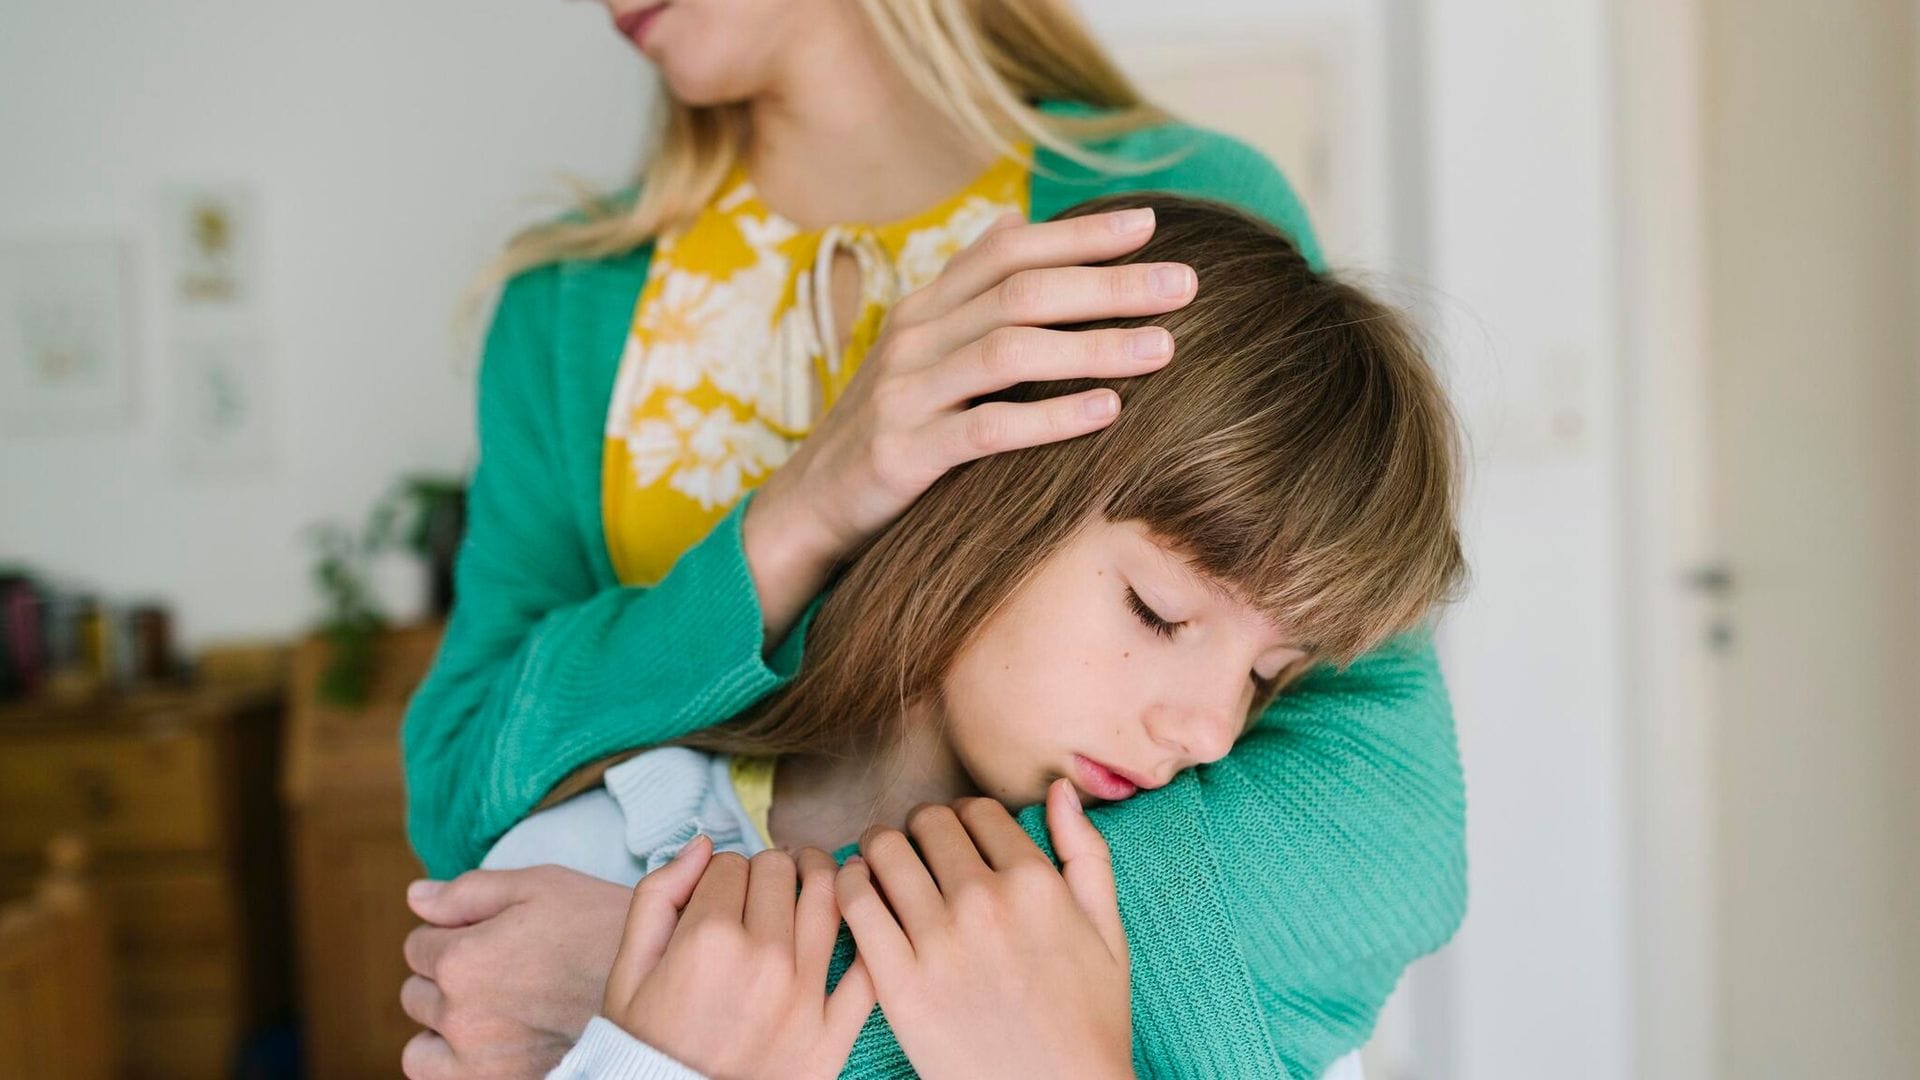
[
  {"x1": 1061, "y1": 779, "x2": 1083, "y2": 814},
  {"x1": 1110, "y1": 207, "x2": 1154, "y2": 234},
  {"x1": 674, "y1": 835, "x2": 707, "y2": 860},
  {"x1": 1083, "y1": 392, "x2": 1118, "y2": 420},
  {"x1": 846, "y1": 854, "x2": 864, "y2": 867},
  {"x1": 1128, "y1": 328, "x2": 1171, "y2": 361},
  {"x1": 407, "y1": 879, "x2": 443, "y2": 903},
  {"x1": 1151, "y1": 264, "x2": 1194, "y2": 298}
]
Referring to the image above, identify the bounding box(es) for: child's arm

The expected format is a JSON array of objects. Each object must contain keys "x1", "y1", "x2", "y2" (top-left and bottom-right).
[{"x1": 547, "y1": 1017, "x2": 711, "y2": 1080}]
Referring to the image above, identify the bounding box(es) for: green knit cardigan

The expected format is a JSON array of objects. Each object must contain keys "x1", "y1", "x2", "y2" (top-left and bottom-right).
[{"x1": 401, "y1": 101, "x2": 1467, "y2": 1079}]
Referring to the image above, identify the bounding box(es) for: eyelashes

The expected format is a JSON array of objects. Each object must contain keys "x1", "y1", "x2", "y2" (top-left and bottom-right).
[
  {"x1": 1125, "y1": 586, "x2": 1178, "y2": 639},
  {"x1": 1127, "y1": 585, "x2": 1278, "y2": 694}
]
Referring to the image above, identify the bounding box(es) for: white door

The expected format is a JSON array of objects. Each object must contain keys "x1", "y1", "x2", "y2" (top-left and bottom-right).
[{"x1": 1624, "y1": 1, "x2": 1920, "y2": 1077}]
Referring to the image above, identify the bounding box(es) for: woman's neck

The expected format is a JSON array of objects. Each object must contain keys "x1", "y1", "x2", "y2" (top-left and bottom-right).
[
  {"x1": 767, "y1": 702, "x2": 978, "y2": 852},
  {"x1": 744, "y1": 6, "x2": 1004, "y2": 229}
]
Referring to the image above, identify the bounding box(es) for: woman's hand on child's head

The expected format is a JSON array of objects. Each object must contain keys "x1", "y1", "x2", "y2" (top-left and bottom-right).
[
  {"x1": 836, "y1": 781, "x2": 1135, "y2": 1080},
  {"x1": 603, "y1": 837, "x2": 877, "y2": 1080},
  {"x1": 746, "y1": 207, "x2": 1192, "y2": 578}
]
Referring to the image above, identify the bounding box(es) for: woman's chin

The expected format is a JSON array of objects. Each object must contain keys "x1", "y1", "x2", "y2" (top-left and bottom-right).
[{"x1": 657, "y1": 67, "x2": 761, "y2": 109}]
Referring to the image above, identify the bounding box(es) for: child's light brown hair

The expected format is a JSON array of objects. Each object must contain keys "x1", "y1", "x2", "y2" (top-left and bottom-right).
[{"x1": 681, "y1": 192, "x2": 1466, "y2": 762}]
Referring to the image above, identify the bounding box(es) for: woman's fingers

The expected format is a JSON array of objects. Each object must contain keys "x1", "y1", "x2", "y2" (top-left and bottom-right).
[
  {"x1": 399, "y1": 1029, "x2": 456, "y2": 1080},
  {"x1": 917, "y1": 325, "x2": 1173, "y2": 407},
  {"x1": 1044, "y1": 779, "x2": 1129, "y2": 964},
  {"x1": 398, "y1": 973, "x2": 445, "y2": 1030},
  {"x1": 406, "y1": 868, "x2": 525, "y2": 927},
  {"x1": 922, "y1": 391, "x2": 1125, "y2": 471},
  {"x1": 836, "y1": 858, "x2": 914, "y2": 977},
  {"x1": 401, "y1": 923, "x2": 453, "y2": 979},
  {"x1": 926, "y1": 260, "x2": 1196, "y2": 362},
  {"x1": 907, "y1": 207, "x2": 1158, "y2": 321},
  {"x1": 605, "y1": 834, "x2": 714, "y2": 1004}
]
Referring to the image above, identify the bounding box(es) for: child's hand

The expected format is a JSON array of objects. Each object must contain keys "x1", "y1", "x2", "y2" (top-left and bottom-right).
[
  {"x1": 601, "y1": 837, "x2": 877, "y2": 1079},
  {"x1": 837, "y1": 780, "x2": 1134, "y2": 1080}
]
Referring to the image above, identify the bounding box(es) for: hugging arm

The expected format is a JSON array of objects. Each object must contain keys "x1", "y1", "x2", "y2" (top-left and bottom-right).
[
  {"x1": 1035, "y1": 630, "x2": 1466, "y2": 1079},
  {"x1": 400, "y1": 263, "x2": 818, "y2": 879},
  {"x1": 402, "y1": 634, "x2": 1461, "y2": 1080}
]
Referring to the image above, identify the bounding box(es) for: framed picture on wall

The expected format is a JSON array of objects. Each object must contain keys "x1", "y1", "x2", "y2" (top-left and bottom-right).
[{"x1": 0, "y1": 236, "x2": 135, "y2": 432}]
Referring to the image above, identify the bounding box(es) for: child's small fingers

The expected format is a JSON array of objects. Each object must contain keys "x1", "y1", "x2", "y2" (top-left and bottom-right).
[
  {"x1": 793, "y1": 847, "x2": 843, "y2": 985},
  {"x1": 835, "y1": 859, "x2": 914, "y2": 982},
  {"x1": 1046, "y1": 779, "x2": 1128, "y2": 963},
  {"x1": 607, "y1": 835, "x2": 714, "y2": 1003},
  {"x1": 825, "y1": 953, "x2": 878, "y2": 1045}
]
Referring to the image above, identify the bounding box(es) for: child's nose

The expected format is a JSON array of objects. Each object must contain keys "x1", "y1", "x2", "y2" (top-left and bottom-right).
[{"x1": 1145, "y1": 697, "x2": 1241, "y2": 766}]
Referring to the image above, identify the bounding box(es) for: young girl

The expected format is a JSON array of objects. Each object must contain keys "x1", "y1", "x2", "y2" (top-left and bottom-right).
[{"x1": 484, "y1": 193, "x2": 1466, "y2": 1078}]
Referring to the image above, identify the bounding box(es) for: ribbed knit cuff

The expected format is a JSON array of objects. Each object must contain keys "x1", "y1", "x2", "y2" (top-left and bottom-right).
[
  {"x1": 502, "y1": 487, "x2": 833, "y2": 843},
  {"x1": 675, "y1": 485, "x2": 820, "y2": 676},
  {"x1": 546, "y1": 1017, "x2": 710, "y2": 1080}
]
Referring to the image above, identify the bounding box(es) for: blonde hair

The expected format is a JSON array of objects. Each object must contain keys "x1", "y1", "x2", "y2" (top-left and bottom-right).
[
  {"x1": 488, "y1": 0, "x2": 1168, "y2": 284},
  {"x1": 675, "y1": 193, "x2": 1468, "y2": 763}
]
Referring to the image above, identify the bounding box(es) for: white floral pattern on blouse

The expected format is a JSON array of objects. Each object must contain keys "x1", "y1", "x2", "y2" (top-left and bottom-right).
[{"x1": 601, "y1": 152, "x2": 1031, "y2": 586}]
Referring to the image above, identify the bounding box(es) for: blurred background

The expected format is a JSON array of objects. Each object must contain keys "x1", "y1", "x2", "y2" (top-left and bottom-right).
[{"x1": 1, "y1": 1, "x2": 1915, "y2": 1077}]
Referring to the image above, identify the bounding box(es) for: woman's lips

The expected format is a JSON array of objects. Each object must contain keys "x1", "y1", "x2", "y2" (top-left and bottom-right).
[
  {"x1": 1072, "y1": 754, "x2": 1140, "y2": 802},
  {"x1": 614, "y1": 3, "x2": 666, "y2": 49}
]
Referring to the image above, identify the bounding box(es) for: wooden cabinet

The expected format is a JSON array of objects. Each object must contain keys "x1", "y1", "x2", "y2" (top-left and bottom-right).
[
  {"x1": 0, "y1": 686, "x2": 292, "y2": 1079},
  {"x1": 0, "y1": 837, "x2": 118, "y2": 1080},
  {"x1": 283, "y1": 624, "x2": 442, "y2": 1080}
]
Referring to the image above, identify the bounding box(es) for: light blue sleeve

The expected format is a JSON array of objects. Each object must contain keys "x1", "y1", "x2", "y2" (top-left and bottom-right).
[
  {"x1": 479, "y1": 787, "x2": 648, "y2": 886},
  {"x1": 546, "y1": 1017, "x2": 711, "y2": 1080}
]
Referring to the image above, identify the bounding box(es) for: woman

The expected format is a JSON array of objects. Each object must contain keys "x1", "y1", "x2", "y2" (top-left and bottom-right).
[{"x1": 399, "y1": 1, "x2": 1466, "y2": 1077}]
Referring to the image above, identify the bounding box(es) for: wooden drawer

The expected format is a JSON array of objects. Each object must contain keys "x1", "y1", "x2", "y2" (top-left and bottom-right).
[
  {"x1": 0, "y1": 731, "x2": 218, "y2": 856},
  {"x1": 121, "y1": 1001, "x2": 240, "y2": 1080},
  {"x1": 115, "y1": 939, "x2": 239, "y2": 1005},
  {"x1": 98, "y1": 864, "x2": 236, "y2": 954}
]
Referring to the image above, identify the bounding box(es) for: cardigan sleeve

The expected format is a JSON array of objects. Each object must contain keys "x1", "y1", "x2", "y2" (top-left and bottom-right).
[
  {"x1": 1009, "y1": 124, "x2": 1467, "y2": 1079},
  {"x1": 996, "y1": 630, "x2": 1462, "y2": 1080},
  {"x1": 400, "y1": 264, "x2": 818, "y2": 878}
]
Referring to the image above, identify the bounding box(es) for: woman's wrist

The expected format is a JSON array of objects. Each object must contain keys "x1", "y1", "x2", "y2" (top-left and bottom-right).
[{"x1": 740, "y1": 479, "x2": 841, "y2": 656}]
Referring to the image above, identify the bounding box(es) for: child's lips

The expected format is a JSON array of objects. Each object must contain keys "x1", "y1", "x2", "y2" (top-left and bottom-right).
[{"x1": 1072, "y1": 754, "x2": 1141, "y2": 801}]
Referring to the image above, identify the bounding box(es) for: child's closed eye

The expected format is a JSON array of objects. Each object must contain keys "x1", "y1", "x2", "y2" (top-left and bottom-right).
[
  {"x1": 1127, "y1": 585, "x2": 1279, "y2": 695},
  {"x1": 1125, "y1": 586, "x2": 1178, "y2": 639}
]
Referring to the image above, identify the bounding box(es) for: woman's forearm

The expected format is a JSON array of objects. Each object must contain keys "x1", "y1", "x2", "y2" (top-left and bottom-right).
[{"x1": 739, "y1": 474, "x2": 842, "y2": 659}]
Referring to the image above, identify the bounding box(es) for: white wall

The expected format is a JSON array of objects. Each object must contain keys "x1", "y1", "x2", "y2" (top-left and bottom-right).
[
  {"x1": 0, "y1": 1, "x2": 650, "y2": 646},
  {"x1": 1417, "y1": 1, "x2": 1633, "y2": 1077}
]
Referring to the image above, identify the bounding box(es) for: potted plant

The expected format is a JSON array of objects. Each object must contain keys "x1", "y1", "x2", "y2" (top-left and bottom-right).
[{"x1": 306, "y1": 476, "x2": 465, "y2": 707}]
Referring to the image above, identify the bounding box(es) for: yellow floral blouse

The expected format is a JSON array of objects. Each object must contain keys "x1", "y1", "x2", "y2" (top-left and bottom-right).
[
  {"x1": 728, "y1": 754, "x2": 777, "y2": 848},
  {"x1": 601, "y1": 150, "x2": 1032, "y2": 587}
]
